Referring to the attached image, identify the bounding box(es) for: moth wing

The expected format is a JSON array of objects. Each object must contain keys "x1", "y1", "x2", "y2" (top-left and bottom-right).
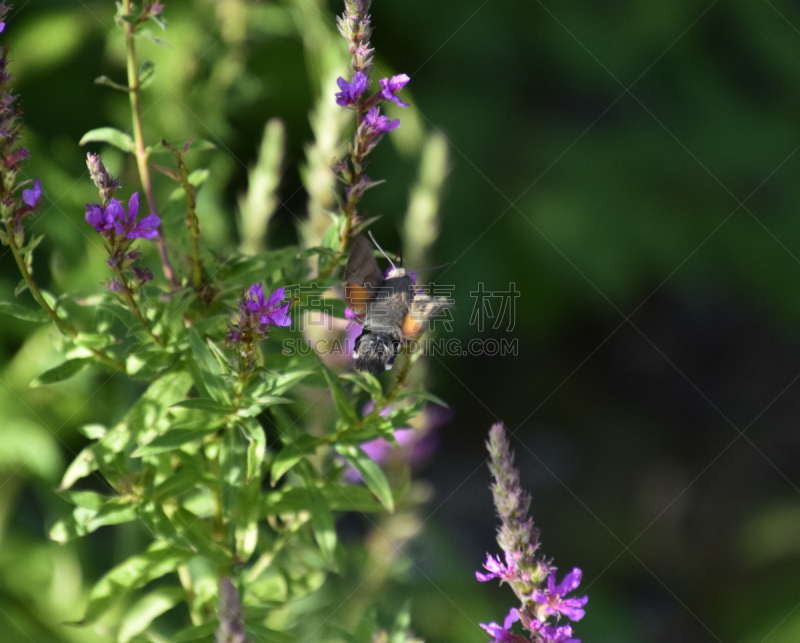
[
  {"x1": 344, "y1": 235, "x2": 384, "y2": 315},
  {"x1": 402, "y1": 295, "x2": 451, "y2": 337}
]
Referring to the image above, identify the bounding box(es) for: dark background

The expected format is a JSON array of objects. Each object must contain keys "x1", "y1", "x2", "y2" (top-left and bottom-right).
[{"x1": 2, "y1": 0, "x2": 800, "y2": 642}]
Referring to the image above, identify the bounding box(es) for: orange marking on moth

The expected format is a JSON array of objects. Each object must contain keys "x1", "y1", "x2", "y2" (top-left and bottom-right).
[{"x1": 344, "y1": 283, "x2": 371, "y2": 315}]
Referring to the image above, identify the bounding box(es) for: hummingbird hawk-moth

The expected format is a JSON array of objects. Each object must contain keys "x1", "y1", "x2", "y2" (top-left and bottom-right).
[{"x1": 343, "y1": 233, "x2": 447, "y2": 374}]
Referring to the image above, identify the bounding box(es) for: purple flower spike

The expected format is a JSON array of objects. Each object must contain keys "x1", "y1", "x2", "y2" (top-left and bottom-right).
[
  {"x1": 0, "y1": 22, "x2": 6, "y2": 34},
  {"x1": 531, "y1": 568, "x2": 588, "y2": 622},
  {"x1": 22, "y1": 178, "x2": 42, "y2": 207},
  {"x1": 480, "y1": 609, "x2": 526, "y2": 643},
  {"x1": 335, "y1": 71, "x2": 368, "y2": 107},
  {"x1": 379, "y1": 74, "x2": 409, "y2": 107},
  {"x1": 364, "y1": 107, "x2": 400, "y2": 134},
  {"x1": 246, "y1": 283, "x2": 291, "y2": 329}
]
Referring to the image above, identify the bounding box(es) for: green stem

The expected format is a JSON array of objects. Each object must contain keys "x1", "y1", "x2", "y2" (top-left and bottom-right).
[
  {"x1": 123, "y1": 0, "x2": 177, "y2": 288},
  {"x1": 4, "y1": 221, "x2": 126, "y2": 372},
  {"x1": 167, "y1": 144, "x2": 203, "y2": 290},
  {"x1": 111, "y1": 264, "x2": 166, "y2": 347}
]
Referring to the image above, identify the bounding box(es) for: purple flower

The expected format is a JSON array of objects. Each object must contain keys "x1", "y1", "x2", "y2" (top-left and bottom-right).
[
  {"x1": 476, "y1": 551, "x2": 515, "y2": 584},
  {"x1": 531, "y1": 568, "x2": 588, "y2": 622},
  {"x1": 133, "y1": 267, "x2": 153, "y2": 282},
  {"x1": 4, "y1": 147, "x2": 28, "y2": 169},
  {"x1": 379, "y1": 74, "x2": 409, "y2": 107},
  {"x1": 480, "y1": 609, "x2": 527, "y2": 643},
  {"x1": 335, "y1": 72, "x2": 368, "y2": 107},
  {"x1": 0, "y1": 22, "x2": 5, "y2": 34},
  {"x1": 86, "y1": 193, "x2": 160, "y2": 240},
  {"x1": 150, "y1": 1, "x2": 164, "y2": 15},
  {"x1": 245, "y1": 283, "x2": 291, "y2": 329},
  {"x1": 86, "y1": 203, "x2": 114, "y2": 233},
  {"x1": 22, "y1": 178, "x2": 42, "y2": 207},
  {"x1": 363, "y1": 107, "x2": 400, "y2": 134},
  {"x1": 107, "y1": 279, "x2": 122, "y2": 292},
  {"x1": 541, "y1": 624, "x2": 579, "y2": 643}
]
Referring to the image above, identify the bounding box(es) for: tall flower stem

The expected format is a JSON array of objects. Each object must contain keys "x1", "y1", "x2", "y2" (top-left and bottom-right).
[
  {"x1": 123, "y1": 0, "x2": 177, "y2": 288},
  {"x1": 3, "y1": 220, "x2": 126, "y2": 371},
  {"x1": 164, "y1": 141, "x2": 203, "y2": 290},
  {"x1": 111, "y1": 264, "x2": 166, "y2": 347}
]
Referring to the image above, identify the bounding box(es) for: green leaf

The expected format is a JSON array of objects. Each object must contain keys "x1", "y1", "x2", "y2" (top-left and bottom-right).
[
  {"x1": 167, "y1": 507, "x2": 233, "y2": 566},
  {"x1": 79, "y1": 127, "x2": 135, "y2": 153},
  {"x1": 73, "y1": 332, "x2": 116, "y2": 349},
  {"x1": 239, "y1": 418, "x2": 266, "y2": 483},
  {"x1": 187, "y1": 329, "x2": 228, "y2": 403},
  {"x1": 172, "y1": 398, "x2": 233, "y2": 414},
  {"x1": 299, "y1": 464, "x2": 337, "y2": 566},
  {"x1": 14, "y1": 279, "x2": 28, "y2": 297},
  {"x1": 152, "y1": 468, "x2": 214, "y2": 502},
  {"x1": 50, "y1": 500, "x2": 137, "y2": 543},
  {"x1": 59, "y1": 446, "x2": 98, "y2": 490},
  {"x1": 0, "y1": 301, "x2": 49, "y2": 323},
  {"x1": 171, "y1": 622, "x2": 217, "y2": 642},
  {"x1": 341, "y1": 372, "x2": 383, "y2": 399},
  {"x1": 270, "y1": 435, "x2": 320, "y2": 486},
  {"x1": 58, "y1": 490, "x2": 106, "y2": 510},
  {"x1": 265, "y1": 370, "x2": 313, "y2": 396},
  {"x1": 234, "y1": 476, "x2": 260, "y2": 563},
  {"x1": 321, "y1": 221, "x2": 340, "y2": 251},
  {"x1": 394, "y1": 389, "x2": 449, "y2": 408},
  {"x1": 138, "y1": 60, "x2": 155, "y2": 89},
  {"x1": 78, "y1": 543, "x2": 190, "y2": 625},
  {"x1": 335, "y1": 444, "x2": 394, "y2": 513},
  {"x1": 168, "y1": 169, "x2": 210, "y2": 201},
  {"x1": 30, "y1": 358, "x2": 91, "y2": 387},
  {"x1": 321, "y1": 365, "x2": 358, "y2": 425},
  {"x1": 243, "y1": 623, "x2": 295, "y2": 642},
  {"x1": 133, "y1": 426, "x2": 220, "y2": 457},
  {"x1": 118, "y1": 586, "x2": 183, "y2": 643},
  {"x1": 78, "y1": 423, "x2": 107, "y2": 440}
]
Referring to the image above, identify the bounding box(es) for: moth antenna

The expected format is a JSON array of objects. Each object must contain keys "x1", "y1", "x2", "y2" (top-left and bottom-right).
[
  {"x1": 413, "y1": 261, "x2": 454, "y2": 274},
  {"x1": 368, "y1": 231, "x2": 396, "y2": 269}
]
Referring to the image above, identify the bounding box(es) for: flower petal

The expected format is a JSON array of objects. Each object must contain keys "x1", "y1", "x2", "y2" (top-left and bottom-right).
[
  {"x1": 106, "y1": 198, "x2": 124, "y2": 225},
  {"x1": 264, "y1": 286, "x2": 286, "y2": 309},
  {"x1": 555, "y1": 568, "x2": 582, "y2": 596},
  {"x1": 85, "y1": 203, "x2": 104, "y2": 230},
  {"x1": 22, "y1": 178, "x2": 42, "y2": 207},
  {"x1": 127, "y1": 192, "x2": 139, "y2": 222}
]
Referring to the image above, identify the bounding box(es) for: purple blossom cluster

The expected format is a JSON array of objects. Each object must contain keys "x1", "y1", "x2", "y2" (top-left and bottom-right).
[
  {"x1": 84, "y1": 188, "x2": 160, "y2": 292},
  {"x1": 477, "y1": 424, "x2": 588, "y2": 643},
  {"x1": 226, "y1": 284, "x2": 291, "y2": 360},
  {"x1": 0, "y1": 7, "x2": 44, "y2": 232},
  {"x1": 86, "y1": 193, "x2": 160, "y2": 240}
]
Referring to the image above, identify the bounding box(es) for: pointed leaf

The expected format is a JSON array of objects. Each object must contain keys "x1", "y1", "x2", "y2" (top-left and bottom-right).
[
  {"x1": 78, "y1": 543, "x2": 190, "y2": 625},
  {"x1": 321, "y1": 365, "x2": 357, "y2": 425},
  {"x1": 172, "y1": 398, "x2": 233, "y2": 414},
  {"x1": 80, "y1": 127, "x2": 135, "y2": 153},
  {"x1": 270, "y1": 434, "x2": 320, "y2": 486},
  {"x1": 336, "y1": 444, "x2": 394, "y2": 513},
  {"x1": 0, "y1": 301, "x2": 49, "y2": 323},
  {"x1": 30, "y1": 358, "x2": 91, "y2": 387},
  {"x1": 239, "y1": 418, "x2": 266, "y2": 483},
  {"x1": 118, "y1": 586, "x2": 183, "y2": 643},
  {"x1": 299, "y1": 464, "x2": 337, "y2": 566}
]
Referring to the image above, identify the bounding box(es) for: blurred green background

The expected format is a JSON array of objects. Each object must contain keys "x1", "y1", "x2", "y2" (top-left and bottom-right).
[{"x1": 3, "y1": 0, "x2": 800, "y2": 641}]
